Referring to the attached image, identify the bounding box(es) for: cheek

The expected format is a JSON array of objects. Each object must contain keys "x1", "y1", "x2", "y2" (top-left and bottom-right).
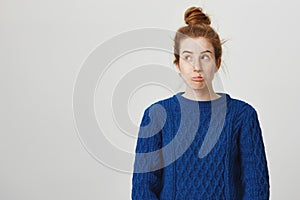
[
  {"x1": 204, "y1": 68, "x2": 216, "y2": 78},
  {"x1": 178, "y1": 64, "x2": 191, "y2": 74},
  {"x1": 206, "y1": 66, "x2": 216, "y2": 73},
  {"x1": 203, "y1": 62, "x2": 217, "y2": 72}
]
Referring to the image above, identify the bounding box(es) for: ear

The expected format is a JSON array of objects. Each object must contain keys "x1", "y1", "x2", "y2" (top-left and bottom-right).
[{"x1": 215, "y1": 58, "x2": 221, "y2": 73}]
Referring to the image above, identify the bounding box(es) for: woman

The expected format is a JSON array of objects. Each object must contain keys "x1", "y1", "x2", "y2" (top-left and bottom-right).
[{"x1": 131, "y1": 6, "x2": 270, "y2": 200}]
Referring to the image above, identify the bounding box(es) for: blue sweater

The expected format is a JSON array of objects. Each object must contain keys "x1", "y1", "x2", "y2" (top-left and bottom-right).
[{"x1": 131, "y1": 91, "x2": 270, "y2": 200}]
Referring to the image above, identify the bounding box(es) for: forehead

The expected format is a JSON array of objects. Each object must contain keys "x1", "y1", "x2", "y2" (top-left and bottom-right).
[{"x1": 180, "y1": 37, "x2": 214, "y2": 53}]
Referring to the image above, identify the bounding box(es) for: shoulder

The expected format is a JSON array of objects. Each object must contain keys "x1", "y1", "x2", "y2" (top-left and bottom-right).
[
  {"x1": 228, "y1": 94, "x2": 258, "y2": 115},
  {"x1": 143, "y1": 94, "x2": 175, "y2": 113},
  {"x1": 227, "y1": 95, "x2": 260, "y2": 130},
  {"x1": 140, "y1": 94, "x2": 174, "y2": 123}
]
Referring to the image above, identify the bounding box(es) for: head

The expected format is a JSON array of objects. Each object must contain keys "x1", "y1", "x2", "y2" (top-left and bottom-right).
[{"x1": 173, "y1": 6, "x2": 225, "y2": 91}]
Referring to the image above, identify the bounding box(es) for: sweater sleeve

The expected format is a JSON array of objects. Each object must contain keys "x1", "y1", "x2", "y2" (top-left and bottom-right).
[
  {"x1": 238, "y1": 106, "x2": 270, "y2": 200},
  {"x1": 131, "y1": 105, "x2": 163, "y2": 200}
]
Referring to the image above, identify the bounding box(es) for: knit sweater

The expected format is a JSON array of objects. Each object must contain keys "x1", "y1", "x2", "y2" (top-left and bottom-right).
[{"x1": 131, "y1": 91, "x2": 270, "y2": 200}]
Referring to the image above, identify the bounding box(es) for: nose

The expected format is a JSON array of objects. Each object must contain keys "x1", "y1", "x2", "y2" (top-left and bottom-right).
[
  {"x1": 193, "y1": 60, "x2": 202, "y2": 71},
  {"x1": 193, "y1": 66, "x2": 201, "y2": 72}
]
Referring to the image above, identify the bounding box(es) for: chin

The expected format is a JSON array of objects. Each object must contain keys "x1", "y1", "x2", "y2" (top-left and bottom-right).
[
  {"x1": 189, "y1": 83, "x2": 207, "y2": 89},
  {"x1": 189, "y1": 86, "x2": 208, "y2": 91}
]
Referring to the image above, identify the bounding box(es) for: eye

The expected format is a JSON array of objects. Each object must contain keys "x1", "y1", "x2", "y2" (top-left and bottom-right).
[
  {"x1": 184, "y1": 55, "x2": 193, "y2": 62},
  {"x1": 201, "y1": 54, "x2": 210, "y2": 60}
]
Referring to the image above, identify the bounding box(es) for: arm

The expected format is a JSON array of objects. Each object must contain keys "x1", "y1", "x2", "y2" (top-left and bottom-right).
[
  {"x1": 131, "y1": 105, "x2": 163, "y2": 200},
  {"x1": 238, "y1": 106, "x2": 270, "y2": 200}
]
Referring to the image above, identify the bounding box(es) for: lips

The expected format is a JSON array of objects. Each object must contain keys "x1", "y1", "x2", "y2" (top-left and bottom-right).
[{"x1": 192, "y1": 75, "x2": 204, "y2": 81}]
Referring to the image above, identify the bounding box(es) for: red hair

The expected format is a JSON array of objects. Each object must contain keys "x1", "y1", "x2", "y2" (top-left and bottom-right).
[{"x1": 173, "y1": 6, "x2": 226, "y2": 68}]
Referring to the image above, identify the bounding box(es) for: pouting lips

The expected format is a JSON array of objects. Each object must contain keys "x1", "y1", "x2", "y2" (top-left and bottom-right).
[{"x1": 192, "y1": 76, "x2": 204, "y2": 81}]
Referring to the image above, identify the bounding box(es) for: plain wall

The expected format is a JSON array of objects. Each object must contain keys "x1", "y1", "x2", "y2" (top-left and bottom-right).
[{"x1": 1, "y1": 0, "x2": 299, "y2": 199}]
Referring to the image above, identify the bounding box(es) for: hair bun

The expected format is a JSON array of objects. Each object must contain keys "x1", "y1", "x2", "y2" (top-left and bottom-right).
[{"x1": 184, "y1": 6, "x2": 211, "y2": 26}]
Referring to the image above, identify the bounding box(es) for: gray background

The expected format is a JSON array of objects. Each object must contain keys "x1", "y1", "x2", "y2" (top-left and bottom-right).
[{"x1": 1, "y1": 0, "x2": 299, "y2": 199}]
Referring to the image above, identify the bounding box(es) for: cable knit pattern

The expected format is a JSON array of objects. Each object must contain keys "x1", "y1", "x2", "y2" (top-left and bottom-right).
[{"x1": 131, "y1": 91, "x2": 270, "y2": 200}]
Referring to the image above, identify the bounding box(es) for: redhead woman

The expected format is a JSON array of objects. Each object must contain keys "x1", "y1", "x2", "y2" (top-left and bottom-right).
[{"x1": 131, "y1": 6, "x2": 270, "y2": 200}]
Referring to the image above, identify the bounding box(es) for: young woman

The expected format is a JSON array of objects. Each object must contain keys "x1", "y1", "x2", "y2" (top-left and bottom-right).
[{"x1": 131, "y1": 6, "x2": 270, "y2": 200}]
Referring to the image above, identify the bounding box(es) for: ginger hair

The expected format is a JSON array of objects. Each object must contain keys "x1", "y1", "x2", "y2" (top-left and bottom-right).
[{"x1": 173, "y1": 6, "x2": 226, "y2": 68}]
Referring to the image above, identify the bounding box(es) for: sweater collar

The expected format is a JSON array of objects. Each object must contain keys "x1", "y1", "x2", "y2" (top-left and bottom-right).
[{"x1": 174, "y1": 91, "x2": 231, "y2": 109}]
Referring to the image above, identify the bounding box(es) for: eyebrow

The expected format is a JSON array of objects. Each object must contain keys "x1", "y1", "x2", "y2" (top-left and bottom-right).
[{"x1": 182, "y1": 50, "x2": 212, "y2": 54}]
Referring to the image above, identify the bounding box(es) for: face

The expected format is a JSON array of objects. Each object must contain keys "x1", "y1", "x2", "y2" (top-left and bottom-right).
[{"x1": 175, "y1": 37, "x2": 221, "y2": 91}]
